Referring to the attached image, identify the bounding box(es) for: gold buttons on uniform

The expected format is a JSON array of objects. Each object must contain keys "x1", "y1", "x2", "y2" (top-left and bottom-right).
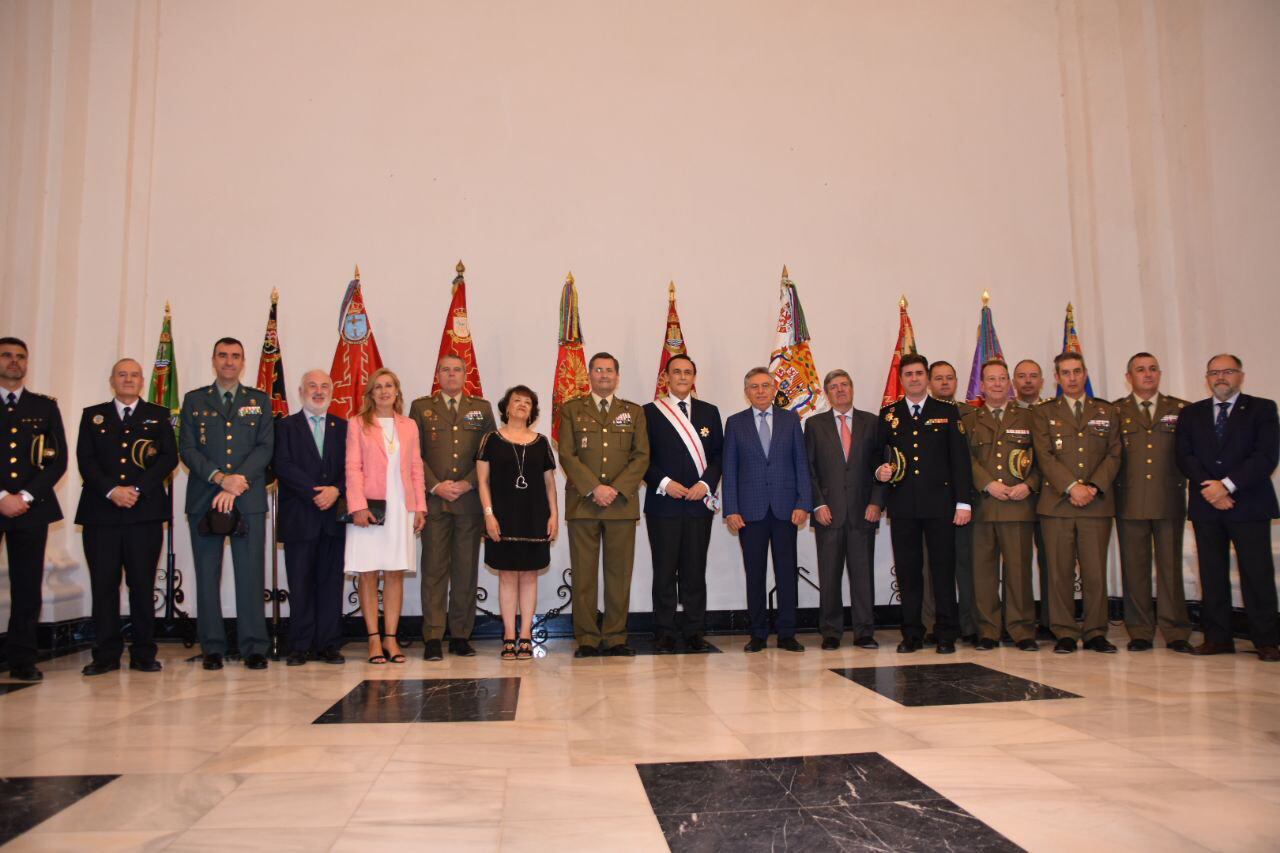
[
  {"x1": 226, "y1": 449, "x2": 233, "y2": 455},
  {"x1": 1078, "y1": 462, "x2": 1085, "y2": 468},
  {"x1": 121, "y1": 442, "x2": 127, "y2": 448},
  {"x1": 912, "y1": 456, "x2": 919, "y2": 461},
  {"x1": 603, "y1": 442, "x2": 609, "y2": 447},
  {"x1": 996, "y1": 464, "x2": 1003, "y2": 470},
  {"x1": 1147, "y1": 444, "x2": 1153, "y2": 449},
  {"x1": 225, "y1": 422, "x2": 231, "y2": 428},
  {"x1": 1078, "y1": 432, "x2": 1084, "y2": 437},
  {"x1": 119, "y1": 458, "x2": 126, "y2": 464},
  {"x1": 453, "y1": 426, "x2": 458, "y2": 431},
  {"x1": 913, "y1": 469, "x2": 920, "y2": 475},
  {"x1": 453, "y1": 453, "x2": 459, "y2": 458},
  {"x1": 225, "y1": 463, "x2": 232, "y2": 469},
  {"x1": 602, "y1": 457, "x2": 609, "y2": 463},
  {"x1": 1147, "y1": 458, "x2": 1153, "y2": 464},
  {"x1": 226, "y1": 434, "x2": 232, "y2": 440},
  {"x1": 1146, "y1": 474, "x2": 1153, "y2": 480},
  {"x1": 8, "y1": 457, "x2": 14, "y2": 464},
  {"x1": 996, "y1": 452, "x2": 1003, "y2": 458},
  {"x1": 603, "y1": 428, "x2": 609, "y2": 434}
]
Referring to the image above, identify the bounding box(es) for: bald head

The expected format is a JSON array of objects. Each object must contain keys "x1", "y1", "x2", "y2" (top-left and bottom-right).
[
  {"x1": 110, "y1": 358, "x2": 145, "y2": 403},
  {"x1": 300, "y1": 369, "x2": 333, "y2": 415}
]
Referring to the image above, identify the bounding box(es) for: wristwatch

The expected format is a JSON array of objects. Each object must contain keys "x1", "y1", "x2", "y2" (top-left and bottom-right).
[{"x1": 483, "y1": 506, "x2": 494, "y2": 516}]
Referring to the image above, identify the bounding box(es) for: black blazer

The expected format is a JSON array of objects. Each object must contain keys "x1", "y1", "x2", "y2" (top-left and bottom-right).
[
  {"x1": 642, "y1": 397, "x2": 724, "y2": 518},
  {"x1": 870, "y1": 397, "x2": 972, "y2": 519},
  {"x1": 273, "y1": 411, "x2": 348, "y2": 542},
  {"x1": 805, "y1": 407, "x2": 883, "y2": 529},
  {"x1": 74, "y1": 400, "x2": 177, "y2": 526},
  {"x1": 0, "y1": 390, "x2": 67, "y2": 531},
  {"x1": 1176, "y1": 394, "x2": 1279, "y2": 522}
]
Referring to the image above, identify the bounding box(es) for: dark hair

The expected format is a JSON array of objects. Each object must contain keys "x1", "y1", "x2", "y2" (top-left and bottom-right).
[
  {"x1": 0, "y1": 337, "x2": 28, "y2": 352},
  {"x1": 1206, "y1": 353, "x2": 1243, "y2": 370},
  {"x1": 498, "y1": 385, "x2": 540, "y2": 425},
  {"x1": 1126, "y1": 351, "x2": 1158, "y2": 372},
  {"x1": 588, "y1": 352, "x2": 619, "y2": 372},
  {"x1": 980, "y1": 358, "x2": 1009, "y2": 379},
  {"x1": 212, "y1": 337, "x2": 244, "y2": 356},
  {"x1": 1053, "y1": 351, "x2": 1085, "y2": 370},
  {"x1": 899, "y1": 354, "x2": 929, "y2": 375},
  {"x1": 666, "y1": 353, "x2": 696, "y2": 373},
  {"x1": 928, "y1": 360, "x2": 955, "y2": 377}
]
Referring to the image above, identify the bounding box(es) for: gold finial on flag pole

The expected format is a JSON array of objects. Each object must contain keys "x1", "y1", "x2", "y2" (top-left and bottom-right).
[
  {"x1": 566, "y1": 271, "x2": 574, "y2": 286},
  {"x1": 899, "y1": 295, "x2": 908, "y2": 310},
  {"x1": 456, "y1": 260, "x2": 465, "y2": 275},
  {"x1": 781, "y1": 265, "x2": 789, "y2": 279},
  {"x1": 982, "y1": 289, "x2": 990, "y2": 306},
  {"x1": 668, "y1": 281, "x2": 676, "y2": 301},
  {"x1": 354, "y1": 264, "x2": 361, "y2": 281},
  {"x1": 271, "y1": 287, "x2": 279, "y2": 305},
  {"x1": 164, "y1": 301, "x2": 171, "y2": 316}
]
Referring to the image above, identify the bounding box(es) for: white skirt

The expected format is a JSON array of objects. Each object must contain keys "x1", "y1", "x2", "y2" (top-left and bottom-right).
[{"x1": 344, "y1": 428, "x2": 418, "y2": 574}]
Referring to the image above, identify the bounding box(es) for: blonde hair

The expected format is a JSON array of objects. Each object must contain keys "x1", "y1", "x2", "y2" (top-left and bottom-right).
[{"x1": 358, "y1": 368, "x2": 404, "y2": 428}]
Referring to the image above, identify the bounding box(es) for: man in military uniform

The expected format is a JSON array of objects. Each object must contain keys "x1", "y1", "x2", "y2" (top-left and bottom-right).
[
  {"x1": 409, "y1": 355, "x2": 495, "y2": 661},
  {"x1": 1114, "y1": 353, "x2": 1193, "y2": 652},
  {"x1": 926, "y1": 360, "x2": 978, "y2": 644},
  {"x1": 1014, "y1": 358, "x2": 1053, "y2": 635},
  {"x1": 1031, "y1": 352, "x2": 1122, "y2": 653},
  {"x1": 0, "y1": 337, "x2": 67, "y2": 682},
  {"x1": 76, "y1": 358, "x2": 178, "y2": 675},
  {"x1": 558, "y1": 352, "x2": 650, "y2": 657},
  {"x1": 179, "y1": 337, "x2": 275, "y2": 670},
  {"x1": 962, "y1": 360, "x2": 1042, "y2": 651},
  {"x1": 872, "y1": 354, "x2": 973, "y2": 654}
]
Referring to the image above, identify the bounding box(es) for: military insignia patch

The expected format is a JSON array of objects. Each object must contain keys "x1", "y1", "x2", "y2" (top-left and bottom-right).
[
  {"x1": 92, "y1": 414, "x2": 105, "y2": 425},
  {"x1": 581, "y1": 436, "x2": 589, "y2": 448},
  {"x1": 957, "y1": 420, "x2": 965, "y2": 435},
  {"x1": 699, "y1": 426, "x2": 710, "y2": 437}
]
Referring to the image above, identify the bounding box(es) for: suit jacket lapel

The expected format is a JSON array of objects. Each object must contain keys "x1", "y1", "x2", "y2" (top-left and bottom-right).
[{"x1": 1223, "y1": 394, "x2": 1249, "y2": 443}]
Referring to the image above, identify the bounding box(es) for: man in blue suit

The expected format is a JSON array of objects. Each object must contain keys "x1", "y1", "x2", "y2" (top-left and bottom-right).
[
  {"x1": 1176, "y1": 353, "x2": 1279, "y2": 662},
  {"x1": 273, "y1": 370, "x2": 348, "y2": 666},
  {"x1": 643, "y1": 355, "x2": 723, "y2": 652},
  {"x1": 723, "y1": 367, "x2": 812, "y2": 653}
]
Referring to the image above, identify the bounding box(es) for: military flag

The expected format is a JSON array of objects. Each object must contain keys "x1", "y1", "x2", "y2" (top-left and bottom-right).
[
  {"x1": 964, "y1": 290, "x2": 1005, "y2": 406},
  {"x1": 328, "y1": 265, "x2": 384, "y2": 420},
  {"x1": 255, "y1": 288, "x2": 289, "y2": 418},
  {"x1": 880, "y1": 295, "x2": 919, "y2": 407},
  {"x1": 653, "y1": 281, "x2": 693, "y2": 399},
  {"x1": 148, "y1": 302, "x2": 181, "y2": 442},
  {"x1": 550, "y1": 271, "x2": 590, "y2": 442},
  {"x1": 768, "y1": 266, "x2": 826, "y2": 417},
  {"x1": 1057, "y1": 301, "x2": 1094, "y2": 398},
  {"x1": 430, "y1": 260, "x2": 484, "y2": 397}
]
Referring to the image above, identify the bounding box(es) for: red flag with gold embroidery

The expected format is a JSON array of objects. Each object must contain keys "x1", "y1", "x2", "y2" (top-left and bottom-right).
[
  {"x1": 328, "y1": 265, "x2": 384, "y2": 420},
  {"x1": 653, "y1": 281, "x2": 694, "y2": 399},
  {"x1": 880, "y1": 295, "x2": 919, "y2": 408},
  {"x1": 255, "y1": 288, "x2": 289, "y2": 418},
  {"x1": 429, "y1": 261, "x2": 483, "y2": 397},
  {"x1": 550, "y1": 272, "x2": 589, "y2": 442}
]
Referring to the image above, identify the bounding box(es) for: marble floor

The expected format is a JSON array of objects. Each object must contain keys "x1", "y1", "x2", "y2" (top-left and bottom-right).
[{"x1": 1, "y1": 632, "x2": 1279, "y2": 851}]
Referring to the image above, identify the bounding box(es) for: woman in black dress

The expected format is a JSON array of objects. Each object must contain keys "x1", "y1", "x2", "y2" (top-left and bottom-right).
[{"x1": 476, "y1": 385, "x2": 558, "y2": 659}]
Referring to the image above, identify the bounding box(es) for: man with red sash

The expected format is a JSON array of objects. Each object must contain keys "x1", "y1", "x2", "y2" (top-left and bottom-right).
[{"x1": 642, "y1": 355, "x2": 724, "y2": 652}]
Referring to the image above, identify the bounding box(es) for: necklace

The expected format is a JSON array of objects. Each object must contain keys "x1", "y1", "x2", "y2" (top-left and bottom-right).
[
  {"x1": 381, "y1": 418, "x2": 397, "y2": 454},
  {"x1": 511, "y1": 437, "x2": 529, "y2": 490}
]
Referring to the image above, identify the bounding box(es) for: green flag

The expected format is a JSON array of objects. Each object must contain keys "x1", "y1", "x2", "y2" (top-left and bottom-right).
[{"x1": 148, "y1": 302, "x2": 180, "y2": 442}]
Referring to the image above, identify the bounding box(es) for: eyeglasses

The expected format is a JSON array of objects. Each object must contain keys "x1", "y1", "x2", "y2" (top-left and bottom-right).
[{"x1": 1206, "y1": 369, "x2": 1241, "y2": 378}]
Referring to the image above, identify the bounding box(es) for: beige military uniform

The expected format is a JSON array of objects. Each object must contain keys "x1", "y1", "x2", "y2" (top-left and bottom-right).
[
  {"x1": 558, "y1": 394, "x2": 650, "y2": 648},
  {"x1": 962, "y1": 404, "x2": 1042, "y2": 642},
  {"x1": 1016, "y1": 397, "x2": 1052, "y2": 627},
  {"x1": 1031, "y1": 396, "x2": 1122, "y2": 642},
  {"x1": 1114, "y1": 393, "x2": 1192, "y2": 643},
  {"x1": 408, "y1": 392, "x2": 496, "y2": 643}
]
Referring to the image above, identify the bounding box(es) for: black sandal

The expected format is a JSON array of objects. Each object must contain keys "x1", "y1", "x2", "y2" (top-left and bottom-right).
[
  {"x1": 382, "y1": 634, "x2": 407, "y2": 663},
  {"x1": 367, "y1": 632, "x2": 387, "y2": 665},
  {"x1": 516, "y1": 638, "x2": 533, "y2": 660},
  {"x1": 501, "y1": 639, "x2": 517, "y2": 660}
]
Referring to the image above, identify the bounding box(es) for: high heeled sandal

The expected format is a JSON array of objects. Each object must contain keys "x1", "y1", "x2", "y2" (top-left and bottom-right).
[
  {"x1": 382, "y1": 634, "x2": 407, "y2": 663},
  {"x1": 367, "y1": 632, "x2": 387, "y2": 665},
  {"x1": 516, "y1": 638, "x2": 534, "y2": 660},
  {"x1": 501, "y1": 638, "x2": 517, "y2": 660}
]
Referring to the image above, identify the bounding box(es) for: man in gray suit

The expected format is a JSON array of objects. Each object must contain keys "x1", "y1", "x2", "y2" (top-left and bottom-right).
[{"x1": 806, "y1": 370, "x2": 883, "y2": 649}]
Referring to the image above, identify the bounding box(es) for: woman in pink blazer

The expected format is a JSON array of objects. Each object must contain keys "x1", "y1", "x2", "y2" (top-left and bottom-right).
[{"x1": 345, "y1": 368, "x2": 426, "y2": 664}]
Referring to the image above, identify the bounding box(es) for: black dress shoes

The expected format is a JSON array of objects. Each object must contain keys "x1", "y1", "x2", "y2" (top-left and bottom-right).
[
  {"x1": 202, "y1": 653, "x2": 224, "y2": 671},
  {"x1": 1054, "y1": 638, "x2": 1077, "y2": 654},
  {"x1": 935, "y1": 640, "x2": 956, "y2": 655},
  {"x1": 1017, "y1": 639, "x2": 1039, "y2": 652},
  {"x1": 129, "y1": 659, "x2": 163, "y2": 673},
  {"x1": 82, "y1": 661, "x2": 120, "y2": 677},
  {"x1": 608, "y1": 644, "x2": 636, "y2": 657},
  {"x1": 244, "y1": 654, "x2": 268, "y2": 670},
  {"x1": 8, "y1": 665, "x2": 42, "y2": 682},
  {"x1": 777, "y1": 637, "x2": 805, "y2": 653},
  {"x1": 975, "y1": 638, "x2": 999, "y2": 651},
  {"x1": 686, "y1": 636, "x2": 709, "y2": 652},
  {"x1": 1126, "y1": 639, "x2": 1153, "y2": 652},
  {"x1": 896, "y1": 638, "x2": 922, "y2": 654},
  {"x1": 573, "y1": 644, "x2": 600, "y2": 658},
  {"x1": 655, "y1": 636, "x2": 677, "y2": 654},
  {"x1": 1192, "y1": 641, "x2": 1235, "y2": 656},
  {"x1": 286, "y1": 652, "x2": 308, "y2": 666},
  {"x1": 820, "y1": 637, "x2": 840, "y2": 651},
  {"x1": 1084, "y1": 637, "x2": 1118, "y2": 654},
  {"x1": 853, "y1": 636, "x2": 880, "y2": 649},
  {"x1": 744, "y1": 637, "x2": 767, "y2": 653},
  {"x1": 961, "y1": 634, "x2": 979, "y2": 647},
  {"x1": 424, "y1": 640, "x2": 444, "y2": 661},
  {"x1": 317, "y1": 648, "x2": 346, "y2": 664},
  {"x1": 1257, "y1": 645, "x2": 1280, "y2": 663},
  {"x1": 449, "y1": 638, "x2": 476, "y2": 657},
  {"x1": 1166, "y1": 640, "x2": 1193, "y2": 654}
]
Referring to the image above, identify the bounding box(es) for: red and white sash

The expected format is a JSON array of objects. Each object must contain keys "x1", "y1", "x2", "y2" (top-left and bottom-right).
[{"x1": 654, "y1": 397, "x2": 719, "y2": 512}]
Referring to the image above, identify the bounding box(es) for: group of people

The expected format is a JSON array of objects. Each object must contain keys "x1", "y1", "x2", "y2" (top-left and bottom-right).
[{"x1": 0, "y1": 332, "x2": 1276, "y2": 682}]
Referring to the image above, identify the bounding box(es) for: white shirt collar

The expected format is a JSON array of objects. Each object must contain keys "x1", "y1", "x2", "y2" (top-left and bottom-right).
[
  {"x1": 905, "y1": 394, "x2": 929, "y2": 409},
  {"x1": 1064, "y1": 394, "x2": 1087, "y2": 409},
  {"x1": 114, "y1": 398, "x2": 140, "y2": 419},
  {"x1": 591, "y1": 392, "x2": 615, "y2": 409},
  {"x1": 1215, "y1": 392, "x2": 1241, "y2": 412},
  {"x1": 752, "y1": 406, "x2": 772, "y2": 417},
  {"x1": 667, "y1": 393, "x2": 692, "y2": 414},
  {"x1": 303, "y1": 407, "x2": 327, "y2": 422},
  {"x1": 3, "y1": 386, "x2": 23, "y2": 403},
  {"x1": 441, "y1": 392, "x2": 462, "y2": 407}
]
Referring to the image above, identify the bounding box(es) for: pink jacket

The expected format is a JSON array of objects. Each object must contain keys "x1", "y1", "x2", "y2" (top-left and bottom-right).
[{"x1": 345, "y1": 413, "x2": 427, "y2": 513}]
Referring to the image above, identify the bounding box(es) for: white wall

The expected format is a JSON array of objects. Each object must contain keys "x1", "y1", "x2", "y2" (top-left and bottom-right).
[{"x1": 2, "y1": 0, "x2": 1278, "y2": 624}]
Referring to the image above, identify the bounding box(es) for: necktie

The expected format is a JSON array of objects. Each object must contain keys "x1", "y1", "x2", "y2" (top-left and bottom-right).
[
  {"x1": 223, "y1": 391, "x2": 233, "y2": 410},
  {"x1": 1215, "y1": 402, "x2": 1229, "y2": 441},
  {"x1": 5, "y1": 392, "x2": 15, "y2": 408},
  {"x1": 1141, "y1": 400, "x2": 1152, "y2": 426},
  {"x1": 599, "y1": 399, "x2": 609, "y2": 416},
  {"x1": 911, "y1": 403, "x2": 921, "y2": 419},
  {"x1": 122, "y1": 406, "x2": 132, "y2": 422},
  {"x1": 1074, "y1": 399, "x2": 1084, "y2": 421},
  {"x1": 678, "y1": 400, "x2": 688, "y2": 419},
  {"x1": 311, "y1": 416, "x2": 325, "y2": 455},
  {"x1": 758, "y1": 410, "x2": 771, "y2": 459},
  {"x1": 448, "y1": 397, "x2": 458, "y2": 417},
  {"x1": 992, "y1": 408, "x2": 1003, "y2": 425},
  {"x1": 838, "y1": 414, "x2": 851, "y2": 460}
]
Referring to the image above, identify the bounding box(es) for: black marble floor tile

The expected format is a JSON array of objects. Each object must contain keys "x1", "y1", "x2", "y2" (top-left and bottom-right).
[
  {"x1": 0, "y1": 775, "x2": 119, "y2": 845},
  {"x1": 830, "y1": 663, "x2": 1080, "y2": 707},
  {"x1": 0, "y1": 683, "x2": 37, "y2": 697},
  {"x1": 313, "y1": 678, "x2": 520, "y2": 724},
  {"x1": 623, "y1": 635, "x2": 723, "y2": 656},
  {"x1": 640, "y1": 753, "x2": 1022, "y2": 852}
]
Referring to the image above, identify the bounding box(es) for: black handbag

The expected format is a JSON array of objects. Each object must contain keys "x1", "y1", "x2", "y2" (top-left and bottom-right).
[{"x1": 336, "y1": 497, "x2": 387, "y2": 525}]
